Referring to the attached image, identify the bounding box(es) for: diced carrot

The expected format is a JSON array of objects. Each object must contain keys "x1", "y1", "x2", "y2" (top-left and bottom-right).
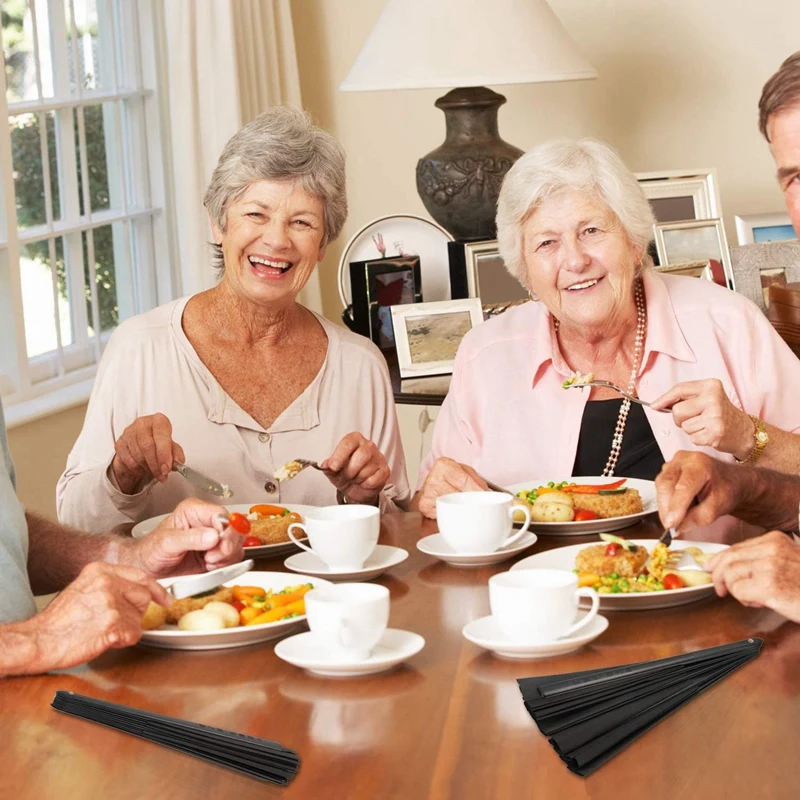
[
  {"x1": 564, "y1": 479, "x2": 627, "y2": 495},
  {"x1": 249, "y1": 504, "x2": 288, "y2": 517},
  {"x1": 245, "y1": 599, "x2": 306, "y2": 626},
  {"x1": 577, "y1": 573, "x2": 600, "y2": 588},
  {"x1": 232, "y1": 585, "x2": 267, "y2": 602},
  {"x1": 270, "y1": 586, "x2": 312, "y2": 608},
  {"x1": 239, "y1": 607, "x2": 260, "y2": 625}
]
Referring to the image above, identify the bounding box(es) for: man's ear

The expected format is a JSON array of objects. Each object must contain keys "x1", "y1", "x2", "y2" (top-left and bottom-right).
[{"x1": 209, "y1": 213, "x2": 223, "y2": 245}]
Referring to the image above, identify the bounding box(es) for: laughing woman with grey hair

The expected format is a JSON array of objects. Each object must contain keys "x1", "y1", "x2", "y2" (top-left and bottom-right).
[
  {"x1": 58, "y1": 107, "x2": 409, "y2": 532},
  {"x1": 414, "y1": 138, "x2": 800, "y2": 532}
]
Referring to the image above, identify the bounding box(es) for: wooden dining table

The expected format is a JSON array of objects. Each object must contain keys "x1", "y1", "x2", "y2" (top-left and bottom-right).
[{"x1": 3, "y1": 512, "x2": 800, "y2": 800}]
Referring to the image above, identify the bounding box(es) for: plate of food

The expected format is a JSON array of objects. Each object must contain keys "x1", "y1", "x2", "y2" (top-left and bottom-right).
[
  {"x1": 506, "y1": 476, "x2": 656, "y2": 535},
  {"x1": 511, "y1": 536, "x2": 726, "y2": 610},
  {"x1": 139, "y1": 570, "x2": 332, "y2": 651},
  {"x1": 131, "y1": 503, "x2": 316, "y2": 558}
]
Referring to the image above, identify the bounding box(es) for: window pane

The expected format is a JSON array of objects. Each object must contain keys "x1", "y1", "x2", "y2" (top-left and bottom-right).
[
  {"x1": 10, "y1": 110, "x2": 61, "y2": 229},
  {"x1": 65, "y1": 0, "x2": 107, "y2": 93},
  {"x1": 82, "y1": 223, "x2": 117, "y2": 334},
  {"x1": 3, "y1": 0, "x2": 56, "y2": 103},
  {"x1": 20, "y1": 237, "x2": 73, "y2": 357},
  {"x1": 77, "y1": 103, "x2": 111, "y2": 213}
]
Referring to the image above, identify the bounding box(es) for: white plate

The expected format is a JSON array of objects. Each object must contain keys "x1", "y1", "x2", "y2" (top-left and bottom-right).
[
  {"x1": 463, "y1": 612, "x2": 609, "y2": 659},
  {"x1": 131, "y1": 503, "x2": 317, "y2": 558},
  {"x1": 139, "y1": 571, "x2": 331, "y2": 651},
  {"x1": 416, "y1": 531, "x2": 538, "y2": 568},
  {"x1": 507, "y1": 476, "x2": 657, "y2": 536},
  {"x1": 511, "y1": 539, "x2": 728, "y2": 610},
  {"x1": 338, "y1": 214, "x2": 454, "y2": 307},
  {"x1": 283, "y1": 545, "x2": 408, "y2": 582},
  {"x1": 275, "y1": 628, "x2": 425, "y2": 677}
]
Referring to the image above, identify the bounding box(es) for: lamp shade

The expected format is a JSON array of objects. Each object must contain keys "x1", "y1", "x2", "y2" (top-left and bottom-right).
[{"x1": 340, "y1": 0, "x2": 597, "y2": 92}]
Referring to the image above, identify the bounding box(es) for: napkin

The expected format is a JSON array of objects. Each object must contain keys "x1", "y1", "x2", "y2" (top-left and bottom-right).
[
  {"x1": 51, "y1": 691, "x2": 300, "y2": 786},
  {"x1": 517, "y1": 637, "x2": 763, "y2": 777}
]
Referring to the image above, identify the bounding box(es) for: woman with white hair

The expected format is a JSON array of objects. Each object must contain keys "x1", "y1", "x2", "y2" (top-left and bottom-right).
[
  {"x1": 414, "y1": 138, "x2": 800, "y2": 520},
  {"x1": 58, "y1": 107, "x2": 409, "y2": 531}
]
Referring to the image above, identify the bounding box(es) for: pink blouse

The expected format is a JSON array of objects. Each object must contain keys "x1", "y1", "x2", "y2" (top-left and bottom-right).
[{"x1": 417, "y1": 271, "x2": 800, "y2": 540}]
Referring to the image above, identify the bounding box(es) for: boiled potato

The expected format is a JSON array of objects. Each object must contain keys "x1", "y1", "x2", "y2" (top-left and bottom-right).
[
  {"x1": 530, "y1": 491, "x2": 575, "y2": 523},
  {"x1": 141, "y1": 601, "x2": 168, "y2": 631},
  {"x1": 512, "y1": 497, "x2": 531, "y2": 523},
  {"x1": 663, "y1": 569, "x2": 712, "y2": 587},
  {"x1": 178, "y1": 609, "x2": 227, "y2": 632},
  {"x1": 203, "y1": 601, "x2": 240, "y2": 628}
]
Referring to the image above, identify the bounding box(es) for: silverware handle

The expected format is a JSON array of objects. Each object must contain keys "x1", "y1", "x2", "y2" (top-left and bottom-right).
[{"x1": 483, "y1": 478, "x2": 516, "y2": 497}]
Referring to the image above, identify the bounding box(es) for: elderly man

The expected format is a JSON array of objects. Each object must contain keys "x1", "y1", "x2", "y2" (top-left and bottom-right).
[
  {"x1": 655, "y1": 51, "x2": 800, "y2": 621},
  {"x1": 0, "y1": 401, "x2": 243, "y2": 677}
]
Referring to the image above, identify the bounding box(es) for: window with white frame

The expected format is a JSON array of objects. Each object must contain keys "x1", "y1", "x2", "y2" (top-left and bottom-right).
[{"x1": 0, "y1": 0, "x2": 174, "y2": 420}]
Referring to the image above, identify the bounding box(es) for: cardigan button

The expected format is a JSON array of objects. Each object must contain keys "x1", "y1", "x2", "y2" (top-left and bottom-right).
[
  {"x1": 264, "y1": 480, "x2": 277, "y2": 493},
  {"x1": 259, "y1": 432, "x2": 270, "y2": 443}
]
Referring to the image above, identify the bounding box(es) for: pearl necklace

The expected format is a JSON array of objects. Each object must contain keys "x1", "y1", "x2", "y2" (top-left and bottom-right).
[{"x1": 555, "y1": 279, "x2": 647, "y2": 477}]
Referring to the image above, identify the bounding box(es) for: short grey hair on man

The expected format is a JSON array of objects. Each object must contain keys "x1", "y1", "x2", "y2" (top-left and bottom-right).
[
  {"x1": 203, "y1": 106, "x2": 347, "y2": 269},
  {"x1": 496, "y1": 138, "x2": 655, "y2": 287}
]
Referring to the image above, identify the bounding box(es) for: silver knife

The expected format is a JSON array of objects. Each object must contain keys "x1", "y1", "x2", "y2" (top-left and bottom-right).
[
  {"x1": 168, "y1": 559, "x2": 255, "y2": 600},
  {"x1": 173, "y1": 461, "x2": 232, "y2": 498}
]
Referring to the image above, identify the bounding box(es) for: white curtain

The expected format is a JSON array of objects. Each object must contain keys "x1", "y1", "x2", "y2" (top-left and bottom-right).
[{"x1": 162, "y1": 0, "x2": 322, "y2": 311}]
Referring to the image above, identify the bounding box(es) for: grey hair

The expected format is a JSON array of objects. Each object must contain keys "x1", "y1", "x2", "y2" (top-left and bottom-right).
[
  {"x1": 203, "y1": 106, "x2": 347, "y2": 270},
  {"x1": 496, "y1": 138, "x2": 655, "y2": 286}
]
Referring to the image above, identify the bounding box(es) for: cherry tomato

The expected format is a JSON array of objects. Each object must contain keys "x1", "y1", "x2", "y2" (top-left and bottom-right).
[
  {"x1": 663, "y1": 573, "x2": 684, "y2": 590},
  {"x1": 574, "y1": 509, "x2": 599, "y2": 522},
  {"x1": 227, "y1": 512, "x2": 251, "y2": 534},
  {"x1": 231, "y1": 600, "x2": 245, "y2": 612},
  {"x1": 604, "y1": 543, "x2": 620, "y2": 556},
  {"x1": 249, "y1": 504, "x2": 288, "y2": 517},
  {"x1": 242, "y1": 536, "x2": 261, "y2": 548}
]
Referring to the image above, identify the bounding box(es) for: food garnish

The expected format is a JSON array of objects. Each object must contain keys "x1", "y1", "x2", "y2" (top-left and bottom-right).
[
  {"x1": 562, "y1": 371, "x2": 595, "y2": 390},
  {"x1": 275, "y1": 460, "x2": 303, "y2": 482}
]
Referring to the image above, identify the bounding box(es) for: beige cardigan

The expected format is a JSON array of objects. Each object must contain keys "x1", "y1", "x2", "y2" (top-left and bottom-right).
[{"x1": 57, "y1": 298, "x2": 409, "y2": 531}]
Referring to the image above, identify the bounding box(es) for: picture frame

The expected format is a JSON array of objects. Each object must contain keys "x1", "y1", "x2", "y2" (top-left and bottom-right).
[
  {"x1": 734, "y1": 212, "x2": 797, "y2": 245},
  {"x1": 653, "y1": 218, "x2": 734, "y2": 289},
  {"x1": 349, "y1": 255, "x2": 422, "y2": 351},
  {"x1": 653, "y1": 260, "x2": 714, "y2": 281},
  {"x1": 448, "y1": 239, "x2": 528, "y2": 304},
  {"x1": 391, "y1": 298, "x2": 484, "y2": 378},
  {"x1": 636, "y1": 169, "x2": 721, "y2": 223},
  {"x1": 729, "y1": 241, "x2": 800, "y2": 313}
]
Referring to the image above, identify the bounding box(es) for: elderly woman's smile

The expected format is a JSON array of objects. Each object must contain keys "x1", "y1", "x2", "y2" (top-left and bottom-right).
[
  {"x1": 217, "y1": 179, "x2": 326, "y2": 302},
  {"x1": 523, "y1": 189, "x2": 639, "y2": 330}
]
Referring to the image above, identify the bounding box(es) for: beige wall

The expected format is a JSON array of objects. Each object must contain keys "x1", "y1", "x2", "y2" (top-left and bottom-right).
[
  {"x1": 7, "y1": 403, "x2": 87, "y2": 518},
  {"x1": 293, "y1": 0, "x2": 800, "y2": 321}
]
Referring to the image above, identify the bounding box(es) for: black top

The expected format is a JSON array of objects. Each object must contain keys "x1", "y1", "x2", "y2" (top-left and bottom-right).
[{"x1": 572, "y1": 399, "x2": 664, "y2": 481}]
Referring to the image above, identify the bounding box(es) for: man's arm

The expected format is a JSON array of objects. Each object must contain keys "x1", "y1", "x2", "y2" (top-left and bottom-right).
[
  {"x1": 25, "y1": 512, "x2": 116, "y2": 595},
  {"x1": 656, "y1": 451, "x2": 800, "y2": 534}
]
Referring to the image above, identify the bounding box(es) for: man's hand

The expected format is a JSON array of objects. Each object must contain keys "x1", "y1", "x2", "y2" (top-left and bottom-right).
[
  {"x1": 655, "y1": 451, "x2": 738, "y2": 534},
  {"x1": 704, "y1": 531, "x2": 800, "y2": 622},
  {"x1": 124, "y1": 497, "x2": 244, "y2": 578},
  {"x1": 320, "y1": 432, "x2": 390, "y2": 505},
  {"x1": 110, "y1": 413, "x2": 185, "y2": 495},
  {"x1": 19, "y1": 562, "x2": 169, "y2": 674},
  {"x1": 651, "y1": 379, "x2": 755, "y2": 459},
  {"x1": 415, "y1": 457, "x2": 489, "y2": 519}
]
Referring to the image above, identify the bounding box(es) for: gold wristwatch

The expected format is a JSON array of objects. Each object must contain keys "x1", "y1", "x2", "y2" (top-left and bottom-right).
[{"x1": 734, "y1": 415, "x2": 770, "y2": 465}]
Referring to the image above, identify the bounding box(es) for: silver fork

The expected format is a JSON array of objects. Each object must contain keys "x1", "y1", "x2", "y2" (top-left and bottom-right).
[{"x1": 564, "y1": 380, "x2": 669, "y2": 413}]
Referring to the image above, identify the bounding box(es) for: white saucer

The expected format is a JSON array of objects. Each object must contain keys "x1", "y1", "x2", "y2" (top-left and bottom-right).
[
  {"x1": 416, "y1": 532, "x2": 538, "y2": 568},
  {"x1": 462, "y1": 612, "x2": 609, "y2": 659},
  {"x1": 274, "y1": 628, "x2": 425, "y2": 677},
  {"x1": 283, "y1": 545, "x2": 408, "y2": 582}
]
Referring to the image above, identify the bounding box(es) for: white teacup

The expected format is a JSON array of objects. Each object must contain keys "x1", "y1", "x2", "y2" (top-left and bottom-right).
[
  {"x1": 489, "y1": 569, "x2": 600, "y2": 644},
  {"x1": 288, "y1": 505, "x2": 379, "y2": 571},
  {"x1": 305, "y1": 583, "x2": 390, "y2": 661},
  {"x1": 436, "y1": 492, "x2": 531, "y2": 554}
]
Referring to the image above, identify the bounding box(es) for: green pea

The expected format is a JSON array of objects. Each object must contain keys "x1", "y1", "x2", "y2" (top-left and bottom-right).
[{"x1": 609, "y1": 572, "x2": 619, "y2": 580}]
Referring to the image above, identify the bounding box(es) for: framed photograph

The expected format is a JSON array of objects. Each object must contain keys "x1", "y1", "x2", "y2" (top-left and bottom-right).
[
  {"x1": 349, "y1": 255, "x2": 422, "y2": 350},
  {"x1": 391, "y1": 298, "x2": 484, "y2": 378},
  {"x1": 653, "y1": 219, "x2": 734, "y2": 288},
  {"x1": 636, "y1": 169, "x2": 721, "y2": 222},
  {"x1": 730, "y1": 241, "x2": 800, "y2": 313},
  {"x1": 654, "y1": 260, "x2": 714, "y2": 281},
  {"x1": 448, "y1": 239, "x2": 528, "y2": 304},
  {"x1": 734, "y1": 212, "x2": 797, "y2": 245}
]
